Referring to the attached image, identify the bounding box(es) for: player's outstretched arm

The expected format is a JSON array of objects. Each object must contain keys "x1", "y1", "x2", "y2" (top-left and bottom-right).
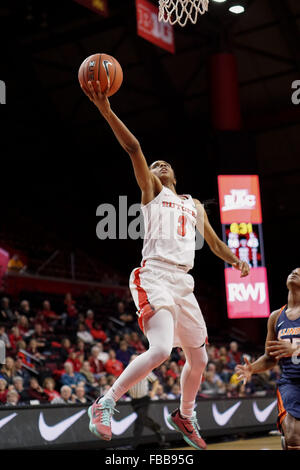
[
  {"x1": 82, "y1": 81, "x2": 162, "y2": 203},
  {"x1": 193, "y1": 199, "x2": 250, "y2": 277},
  {"x1": 236, "y1": 310, "x2": 280, "y2": 383}
]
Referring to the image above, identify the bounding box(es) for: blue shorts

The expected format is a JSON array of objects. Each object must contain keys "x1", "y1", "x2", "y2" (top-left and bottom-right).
[{"x1": 277, "y1": 381, "x2": 300, "y2": 430}]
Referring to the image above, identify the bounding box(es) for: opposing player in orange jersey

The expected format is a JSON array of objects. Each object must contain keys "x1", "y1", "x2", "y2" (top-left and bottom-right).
[
  {"x1": 237, "y1": 268, "x2": 300, "y2": 450},
  {"x1": 82, "y1": 80, "x2": 250, "y2": 450}
]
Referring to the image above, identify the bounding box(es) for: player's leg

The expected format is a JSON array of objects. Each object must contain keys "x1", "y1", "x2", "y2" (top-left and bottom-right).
[
  {"x1": 180, "y1": 344, "x2": 208, "y2": 417},
  {"x1": 88, "y1": 308, "x2": 174, "y2": 440},
  {"x1": 167, "y1": 277, "x2": 208, "y2": 450},
  {"x1": 167, "y1": 344, "x2": 208, "y2": 450},
  {"x1": 281, "y1": 413, "x2": 300, "y2": 450}
]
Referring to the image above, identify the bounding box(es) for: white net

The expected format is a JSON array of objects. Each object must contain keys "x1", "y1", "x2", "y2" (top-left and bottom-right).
[{"x1": 158, "y1": 0, "x2": 209, "y2": 27}]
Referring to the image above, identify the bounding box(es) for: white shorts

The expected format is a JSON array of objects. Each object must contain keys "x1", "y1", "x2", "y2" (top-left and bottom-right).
[{"x1": 129, "y1": 259, "x2": 208, "y2": 349}]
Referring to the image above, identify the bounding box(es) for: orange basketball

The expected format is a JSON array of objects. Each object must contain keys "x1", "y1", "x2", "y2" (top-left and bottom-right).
[{"x1": 78, "y1": 53, "x2": 123, "y2": 97}]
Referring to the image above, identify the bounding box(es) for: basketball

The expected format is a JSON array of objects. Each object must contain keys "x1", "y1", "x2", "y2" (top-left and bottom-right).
[{"x1": 78, "y1": 53, "x2": 123, "y2": 97}]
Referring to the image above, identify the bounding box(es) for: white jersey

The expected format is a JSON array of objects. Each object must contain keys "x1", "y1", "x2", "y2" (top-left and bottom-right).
[{"x1": 141, "y1": 186, "x2": 197, "y2": 270}]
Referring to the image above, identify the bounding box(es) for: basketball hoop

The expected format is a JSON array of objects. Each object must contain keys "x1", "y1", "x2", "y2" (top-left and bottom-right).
[{"x1": 158, "y1": 0, "x2": 209, "y2": 27}]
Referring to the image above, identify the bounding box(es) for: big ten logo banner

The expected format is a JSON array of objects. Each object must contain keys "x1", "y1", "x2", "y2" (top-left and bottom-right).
[
  {"x1": 225, "y1": 267, "x2": 270, "y2": 319},
  {"x1": 136, "y1": 0, "x2": 175, "y2": 53},
  {"x1": 218, "y1": 175, "x2": 262, "y2": 225}
]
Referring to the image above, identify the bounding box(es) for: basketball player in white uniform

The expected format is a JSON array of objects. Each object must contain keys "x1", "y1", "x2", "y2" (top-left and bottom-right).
[{"x1": 82, "y1": 81, "x2": 250, "y2": 450}]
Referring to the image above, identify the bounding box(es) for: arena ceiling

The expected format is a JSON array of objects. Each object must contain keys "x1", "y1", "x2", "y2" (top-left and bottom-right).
[{"x1": 2, "y1": 0, "x2": 300, "y2": 142}]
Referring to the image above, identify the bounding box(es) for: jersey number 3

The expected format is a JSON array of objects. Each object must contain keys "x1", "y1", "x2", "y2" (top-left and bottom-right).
[{"x1": 177, "y1": 215, "x2": 187, "y2": 237}]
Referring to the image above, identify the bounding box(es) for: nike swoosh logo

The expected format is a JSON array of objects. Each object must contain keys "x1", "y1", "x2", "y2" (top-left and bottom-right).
[
  {"x1": 164, "y1": 406, "x2": 177, "y2": 431},
  {"x1": 277, "y1": 321, "x2": 285, "y2": 328},
  {"x1": 212, "y1": 401, "x2": 241, "y2": 426},
  {"x1": 39, "y1": 409, "x2": 86, "y2": 441},
  {"x1": 253, "y1": 400, "x2": 277, "y2": 423},
  {"x1": 0, "y1": 413, "x2": 17, "y2": 429},
  {"x1": 111, "y1": 412, "x2": 137, "y2": 436}
]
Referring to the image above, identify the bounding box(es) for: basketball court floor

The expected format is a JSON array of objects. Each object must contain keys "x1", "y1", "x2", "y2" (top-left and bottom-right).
[{"x1": 174, "y1": 434, "x2": 281, "y2": 450}]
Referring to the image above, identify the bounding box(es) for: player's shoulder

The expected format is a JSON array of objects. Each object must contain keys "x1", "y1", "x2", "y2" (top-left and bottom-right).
[
  {"x1": 192, "y1": 198, "x2": 202, "y2": 205},
  {"x1": 268, "y1": 308, "x2": 285, "y2": 327}
]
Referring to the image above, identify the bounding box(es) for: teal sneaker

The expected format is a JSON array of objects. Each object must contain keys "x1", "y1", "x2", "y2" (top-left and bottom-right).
[{"x1": 88, "y1": 397, "x2": 118, "y2": 441}]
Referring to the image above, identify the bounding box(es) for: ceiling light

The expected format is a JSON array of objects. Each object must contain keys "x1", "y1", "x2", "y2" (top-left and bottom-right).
[{"x1": 229, "y1": 5, "x2": 245, "y2": 14}]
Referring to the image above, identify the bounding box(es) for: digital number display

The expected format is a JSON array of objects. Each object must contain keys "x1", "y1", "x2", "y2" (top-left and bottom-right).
[{"x1": 218, "y1": 175, "x2": 270, "y2": 319}]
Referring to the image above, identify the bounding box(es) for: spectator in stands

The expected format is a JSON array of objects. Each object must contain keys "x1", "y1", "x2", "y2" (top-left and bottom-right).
[
  {"x1": 99, "y1": 375, "x2": 109, "y2": 397},
  {"x1": 61, "y1": 361, "x2": 86, "y2": 392},
  {"x1": 80, "y1": 361, "x2": 99, "y2": 390},
  {"x1": 0, "y1": 325, "x2": 11, "y2": 349},
  {"x1": 5, "y1": 389, "x2": 20, "y2": 406},
  {"x1": 27, "y1": 338, "x2": 46, "y2": 362},
  {"x1": 206, "y1": 344, "x2": 219, "y2": 362},
  {"x1": 88, "y1": 345, "x2": 105, "y2": 380},
  {"x1": 34, "y1": 310, "x2": 52, "y2": 333},
  {"x1": 116, "y1": 301, "x2": 135, "y2": 333},
  {"x1": 75, "y1": 338, "x2": 86, "y2": 360},
  {"x1": 0, "y1": 378, "x2": 8, "y2": 404},
  {"x1": 7, "y1": 254, "x2": 25, "y2": 273},
  {"x1": 96, "y1": 342, "x2": 109, "y2": 365},
  {"x1": 37, "y1": 300, "x2": 61, "y2": 330},
  {"x1": 155, "y1": 363, "x2": 168, "y2": 384},
  {"x1": 116, "y1": 340, "x2": 131, "y2": 368},
  {"x1": 128, "y1": 331, "x2": 146, "y2": 354},
  {"x1": 66, "y1": 350, "x2": 84, "y2": 373},
  {"x1": 227, "y1": 341, "x2": 242, "y2": 370},
  {"x1": 164, "y1": 376, "x2": 175, "y2": 394},
  {"x1": 73, "y1": 384, "x2": 88, "y2": 404},
  {"x1": 167, "y1": 384, "x2": 181, "y2": 400},
  {"x1": 77, "y1": 322, "x2": 94, "y2": 345},
  {"x1": 28, "y1": 323, "x2": 48, "y2": 352},
  {"x1": 109, "y1": 334, "x2": 121, "y2": 351},
  {"x1": 85, "y1": 309, "x2": 95, "y2": 331},
  {"x1": 90, "y1": 321, "x2": 107, "y2": 343},
  {"x1": 166, "y1": 361, "x2": 180, "y2": 380},
  {"x1": 58, "y1": 338, "x2": 73, "y2": 363},
  {"x1": 104, "y1": 349, "x2": 124, "y2": 377},
  {"x1": 9, "y1": 326, "x2": 23, "y2": 353},
  {"x1": 151, "y1": 383, "x2": 168, "y2": 401},
  {"x1": 207, "y1": 362, "x2": 223, "y2": 382},
  {"x1": 27, "y1": 377, "x2": 49, "y2": 403},
  {"x1": 14, "y1": 357, "x2": 31, "y2": 387},
  {"x1": 201, "y1": 371, "x2": 226, "y2": 396},
  {"x1": 18, "y1": 300, "x2": 35, "y2": 324},
  {"x1": 17, "y1": 315, "x2": 31, "y2": 338},
  {"x1": 51, "y1": 385, "x2": 74, "y2": 404},
  {"x1": 0, "y1": 297, "x2": 18, "y2": 324},
  {"x1": 43, "y1": 377, "x2": 60, "y2": 402},
  {"x1": 64, "y1": 292, "x2": 78, "y2": 328},
  {"x1": 12, "y1": 376, "x2": 30, "y2": 404},
  {"x1": 16, "y1": 340, "x2": 37, "y2": 371},
  {"x1": 0, "y1": 356, "x2": 16, "y2": 385}
]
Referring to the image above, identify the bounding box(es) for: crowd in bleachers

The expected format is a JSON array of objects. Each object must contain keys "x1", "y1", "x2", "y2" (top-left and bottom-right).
[{"x1": 0, "y1": 290, "x2": 281, "y2": 407}]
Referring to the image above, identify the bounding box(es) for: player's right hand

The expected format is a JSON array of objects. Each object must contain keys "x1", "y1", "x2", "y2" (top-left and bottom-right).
[{"x1": 236, "y1": 356, "x2": 253, "y2": 384}]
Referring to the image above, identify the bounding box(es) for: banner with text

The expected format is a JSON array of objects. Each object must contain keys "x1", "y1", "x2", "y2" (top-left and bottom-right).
[{"x1": 136, "y1": 0, "x2": 175, "y2": 53}]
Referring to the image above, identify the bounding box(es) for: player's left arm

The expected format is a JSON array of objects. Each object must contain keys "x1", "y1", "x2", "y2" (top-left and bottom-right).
[{"x1": 193, "y1": 198, "x2": 250, "y2": 277}]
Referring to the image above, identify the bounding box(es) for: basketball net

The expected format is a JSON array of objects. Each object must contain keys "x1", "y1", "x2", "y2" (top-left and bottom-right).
[{"x1": 158, "y1": 0, "x2": 209, "y2": 27}]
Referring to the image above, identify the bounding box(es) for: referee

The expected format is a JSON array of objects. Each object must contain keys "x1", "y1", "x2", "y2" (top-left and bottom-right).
[{"x1": 128, "y1": 354, "x2": 166, "y2": 449}]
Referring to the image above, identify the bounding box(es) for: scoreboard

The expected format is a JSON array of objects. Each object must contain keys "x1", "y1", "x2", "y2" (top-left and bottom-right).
[{"x1": 218, "y1": 175, "x2": 270, "y2": 319}]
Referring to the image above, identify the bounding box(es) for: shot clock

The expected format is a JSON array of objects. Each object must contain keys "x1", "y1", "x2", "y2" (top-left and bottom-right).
[{"x1": 218, "y1": 175, "x2": 270, "y2": 319}]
